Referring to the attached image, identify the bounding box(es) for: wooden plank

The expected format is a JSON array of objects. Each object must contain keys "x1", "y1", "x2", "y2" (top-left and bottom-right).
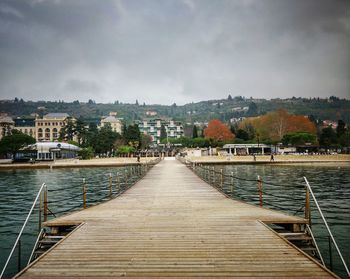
[{"x1": 15, "y1": 160, "x2": 338, "y2": 278}]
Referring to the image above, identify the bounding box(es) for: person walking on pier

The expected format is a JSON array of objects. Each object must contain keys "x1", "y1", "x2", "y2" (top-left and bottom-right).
[{"x1": 270, "y1": 153, "x2": 274, "y2": 162}]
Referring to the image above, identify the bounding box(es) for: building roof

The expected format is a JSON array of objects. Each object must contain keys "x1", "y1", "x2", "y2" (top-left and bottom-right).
[
  {"x1": 43, "y1": 113, "x2": 70, "y2": 119},
  {"x1": 27, "y1": 142, "x2": 80, "y2": 151},
  {"x1": 101, "y1": 116, "x2": 121, "y2": 123},
  {"x1": 0, "y1": 116, "x2": 14, "y2": 124}
]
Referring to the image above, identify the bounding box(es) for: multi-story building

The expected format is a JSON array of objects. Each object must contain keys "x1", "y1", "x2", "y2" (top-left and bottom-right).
[
  {"x1": 35, "y1": 113, "x2": 71, "y2": 142},
  {"x1": 0, "y1": 113, "x2": 14, "y2": 140},
  {"x1": 138, "y1": 118, "x2": 184, "y2": 145},
  {"x1": 14, "y1": 118, "x2": 36, "y2": 138},
  {"x1": 100, "y1": 112, "x2": 122, "y2": 134}
]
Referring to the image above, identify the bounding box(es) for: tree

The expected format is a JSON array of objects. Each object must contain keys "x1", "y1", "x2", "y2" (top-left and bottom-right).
[
  {"x1": 247, "y1": 102, "x2": 258, "y2": 116},
  {"x1": 78, "y1": 147, "x2": 94, "y2": 159},
  {"x1": 236, "y1": 129, "x2": 249, "y2": 141},
  {"x1": 192, "y1": 125, "x2": 198, "y2": 138},
  {"x1": 339, "y1": 131, "x2": 350, "y2": 147},
  {"x1": 319, "y1": 127, "x2": 337, "y2": 147},
  {"x1": 336, "y1": 120, "x2": 346, "y2": 137},
  {"x1": 140, "y1": 134, "x2": 152, "y2": 149},
  {"x1": 59, "y1": 119, "x2": 76, "y2": 141},
  {"x1": 125, "y1": 124, "x2": 141, "y2": 148},
  {"x1": 160, "y1": 124, "x2": 167, "y2": 141},
  {"x1": 204, "y1": 119, "x2": 235, "y2": 141},
  {"x1": 0, "y1": 130, "x2": 35, "y2": 158},
  {"x1": 282, "y1": 132, "x2": 317, "y2": 146},
  {"x1": 228, "y1": 94, "x2": 233, "y2": 101},
  {"x1": 94, "y1": 123, "x2": 120, "y2": 154}
]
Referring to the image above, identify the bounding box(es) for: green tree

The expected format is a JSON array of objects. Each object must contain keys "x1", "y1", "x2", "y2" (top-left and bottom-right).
[
  {"x1": 339, "y1": 131, "x2": 350, "y2": 147},
  {"x1": 94, "y1": 123, "x2": 120, "y2": 154},
  {"x1": 0, "y1": 130, "x2": 36, "y2": 158},
  {"x1": 192, "y1": 125, "x2": 198, "y2": 138},
  {"x1": 160, "y1": 124, "x2": 167, "y2": 142},
  {"x1": 236, "y1": 129, "x2": 249, "y2": 141},
  {"x1": 336, "y1": 120, "x2": 346, "y2": 137},
  {"x1": 247, "y1": 102, "x2": 258, "y2": 116},
  {"x1": 282, "y1": 132, "x2": 318, "y2": 146},
  {"x1": 59, "y1": 119, "x2": 76, "y2": 141},
  {"x1": 125, "y1": 124, "x2": 141, "y2": 148},
  {"x1": 78, "y1": 147, "x2": 94, "y2": 159},
  {"x1": 319, "y1": 127, "x2": 338, "y2": 146}
]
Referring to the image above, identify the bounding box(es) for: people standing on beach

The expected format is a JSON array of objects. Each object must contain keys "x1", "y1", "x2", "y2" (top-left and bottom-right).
[{"x1": 270, "y1": 154, "x2": 274, "y2": 162}]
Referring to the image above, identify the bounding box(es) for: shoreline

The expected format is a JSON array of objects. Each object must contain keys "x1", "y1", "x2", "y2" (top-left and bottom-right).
[
  {"x1": 185, "y1": 154, "x2": 350, "y2": 165},
  {"x1": 0, "y1": 157, "x2": 160, "y2": 170}
]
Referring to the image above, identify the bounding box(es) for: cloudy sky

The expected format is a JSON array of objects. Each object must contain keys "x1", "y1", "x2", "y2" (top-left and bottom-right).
[{"x1": 0, "y1": 0, "x2": 349, "y2": 105}]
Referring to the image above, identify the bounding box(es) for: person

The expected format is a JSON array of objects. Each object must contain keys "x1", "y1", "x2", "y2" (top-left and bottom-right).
[
  {"x1": 270, "y1": 153, "x2": 274, "y2": 162},
  {"x1": 137, "y1": 153, "x2": 140, "y2": 162},
  {"x1": 253, "y1": 154, "x2": 256, "y2": 161}
]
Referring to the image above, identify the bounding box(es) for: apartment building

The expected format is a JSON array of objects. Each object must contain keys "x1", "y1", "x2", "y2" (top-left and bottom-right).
[{"x1": 137, "y1": 118, "x2": 184, "y2": 145}]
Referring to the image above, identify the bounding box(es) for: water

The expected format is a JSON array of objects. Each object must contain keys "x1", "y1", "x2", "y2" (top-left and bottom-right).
[
  {"x1": 201, "y1": 163, "x2": 350, "y2": 278},
  {"x1": 0, "y1": 166, "x2": 138, "y2": 279},
  {"x1": 0, "y1": 164, "x2": 349, "y2": 278}
]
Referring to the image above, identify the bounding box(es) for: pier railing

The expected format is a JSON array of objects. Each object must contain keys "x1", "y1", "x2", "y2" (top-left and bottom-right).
[
  {"x1": 0, "y1": 159, "x2": 160, "y2": 279},
  {"x1": 182, "y1": 159, "x2": 349, "y2": 278}
]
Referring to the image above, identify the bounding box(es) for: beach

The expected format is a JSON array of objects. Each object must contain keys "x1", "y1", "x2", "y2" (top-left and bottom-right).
[{"x1": 0, "y1": 157, "x2": 159, "y2": 170}]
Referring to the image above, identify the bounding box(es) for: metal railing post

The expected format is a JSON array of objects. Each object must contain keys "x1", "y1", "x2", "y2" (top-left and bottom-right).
[
  {"x1": 83, "y1": 178, "x2": 86, "y2": 209},
  {"x1": 109, "y1": 173, "x2": 112, "y2": 197},
  {"x1": 257, "y1": 175, "x2": 263, "y2": 207},
  {"x1": 43, "y1": 184, "x2": 48, "y2": 222},
  {"x1": 328, "y1": 236, "x2": 333, "y2": 271},
  {"x1": 17, "y1": 239, "x2": 21, "y2": 272},
  {"x1": 231, "y1": 172, "x2": 234, "y2": 196},
  {"x1": 38, "y1": 191, "x2": 42, "y2": 232},
  {"x1": 220, "y1": 169, "x2": 223, "y2": 190}
]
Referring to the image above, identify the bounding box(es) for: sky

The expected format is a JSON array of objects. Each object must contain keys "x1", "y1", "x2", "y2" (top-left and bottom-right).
[{"x1": 0, "y1": 0, "x2": 349, "y2": 105}]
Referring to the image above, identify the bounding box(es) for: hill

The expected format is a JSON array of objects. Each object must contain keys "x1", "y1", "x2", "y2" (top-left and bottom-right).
[{"x1": 0, "y1": 96, "x2": 349, "y2": 124}]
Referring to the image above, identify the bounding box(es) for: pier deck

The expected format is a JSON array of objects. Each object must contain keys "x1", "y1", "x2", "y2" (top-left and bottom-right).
[{"x1": 16, "y1": 159, "x2": 337, "y2": 278}]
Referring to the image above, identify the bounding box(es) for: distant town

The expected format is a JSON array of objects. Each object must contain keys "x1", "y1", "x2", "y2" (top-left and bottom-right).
[{"x1": 0, "y1": 95, "x2": 349, "y2": 162}]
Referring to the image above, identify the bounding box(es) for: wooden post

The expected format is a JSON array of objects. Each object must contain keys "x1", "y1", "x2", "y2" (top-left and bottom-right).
[
  {"x1": 231, "y1": 171, "x2": 234, "y2": 196},
  {"x1": 212, "y1": 167, "x2": 215, "y2": 185},
  {"x1": 125, "y1": 168, "x2": 128, "y2": 187},
  {"x1": 116, "y1": 172, "x2": 119, "y2": 192},
  {"x1": 220, "y1": 169, "x2": 223, "y2": 189},
  {"x1": 83, "y1": 178, "x2": 86, "y2": 209},
  {"x1": 257, "y1": 175, "x2": 263, "y2": 207},
  {"x1": 305, "y1": 186, "x2": 311, "y2": 226},
  {"x1": 109, "y1": 173, "x2": 112, "y2": 197},
  {"x1": 44, "y1": 185, "x2": 48, "y2": 222}
]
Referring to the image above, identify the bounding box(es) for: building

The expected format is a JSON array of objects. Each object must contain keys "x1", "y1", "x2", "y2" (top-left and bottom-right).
[
  {"x1": 223, "y1": 143, "x2": 272, "y2": 155},
  {"x1": 16, "y1": 142, "x2": 80, "y2": 161},
  {"x1": 0, "y1": 113, "x2": 14, "y2": 140},
  {"x1": 14, "y1": 118, "x2": 36, "y2": 138},
  {"x1": 100, "y1": 112, "x2": 122, "y2": 134},
  {"x1": 137, "y1": 118, "x2": 184, "y2": 145},
  {"x1": 35, "y1": 113, "x2": 71, "y2": 142}
]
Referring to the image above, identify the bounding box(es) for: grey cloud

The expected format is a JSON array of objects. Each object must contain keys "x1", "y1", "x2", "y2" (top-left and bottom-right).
[{"x1": 0, "y1": 0, "x2": 349, "y2": 104}]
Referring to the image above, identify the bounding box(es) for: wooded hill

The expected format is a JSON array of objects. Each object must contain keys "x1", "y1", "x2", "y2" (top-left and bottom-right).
[{"x1": 1, "y1": 95, "x2": 349, "y2": 124}]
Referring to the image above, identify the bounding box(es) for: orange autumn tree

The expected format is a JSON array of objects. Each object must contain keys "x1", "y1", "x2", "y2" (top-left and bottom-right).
[
  {"x1": 239, "y1": 110, "x2": 316, "y2": 142},
  {"x1": 204, "y1": 119, "x2": 235, "y2": 141}
]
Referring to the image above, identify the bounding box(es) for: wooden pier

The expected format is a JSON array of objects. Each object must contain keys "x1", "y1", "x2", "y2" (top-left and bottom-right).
[{"x1": 15, "y1": 159, "x2": 337, "y2": 278}]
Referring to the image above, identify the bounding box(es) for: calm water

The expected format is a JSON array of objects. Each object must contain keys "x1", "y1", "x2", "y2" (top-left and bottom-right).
[{"x1": 0, "y1": 164, "x2": 349, "y2": 278}]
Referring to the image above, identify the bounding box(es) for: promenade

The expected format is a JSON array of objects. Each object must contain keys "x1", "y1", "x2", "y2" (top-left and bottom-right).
[{"x1": 15, "y1": 159, "x2": 337, "y2": 278}]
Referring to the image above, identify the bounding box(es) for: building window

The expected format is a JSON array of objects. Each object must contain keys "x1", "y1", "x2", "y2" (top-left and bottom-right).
[
  {"x1": 45, "y1": 128, "x2": 50, "y2": 139},
  {"x1": 38, "y1": 128, "x2": 43, "y2": 138},
  {"x1": 53, "y1": 128, "x2": 58, "y2": 139}
]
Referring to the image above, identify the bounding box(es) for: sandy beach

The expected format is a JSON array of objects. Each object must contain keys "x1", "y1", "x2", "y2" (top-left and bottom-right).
[
  {"x1": 186, "y1": 154, "x2": 350, "y2": 165},
  {"x1": 0, "y1": 157, "x2": 160, "y2": 170}
]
